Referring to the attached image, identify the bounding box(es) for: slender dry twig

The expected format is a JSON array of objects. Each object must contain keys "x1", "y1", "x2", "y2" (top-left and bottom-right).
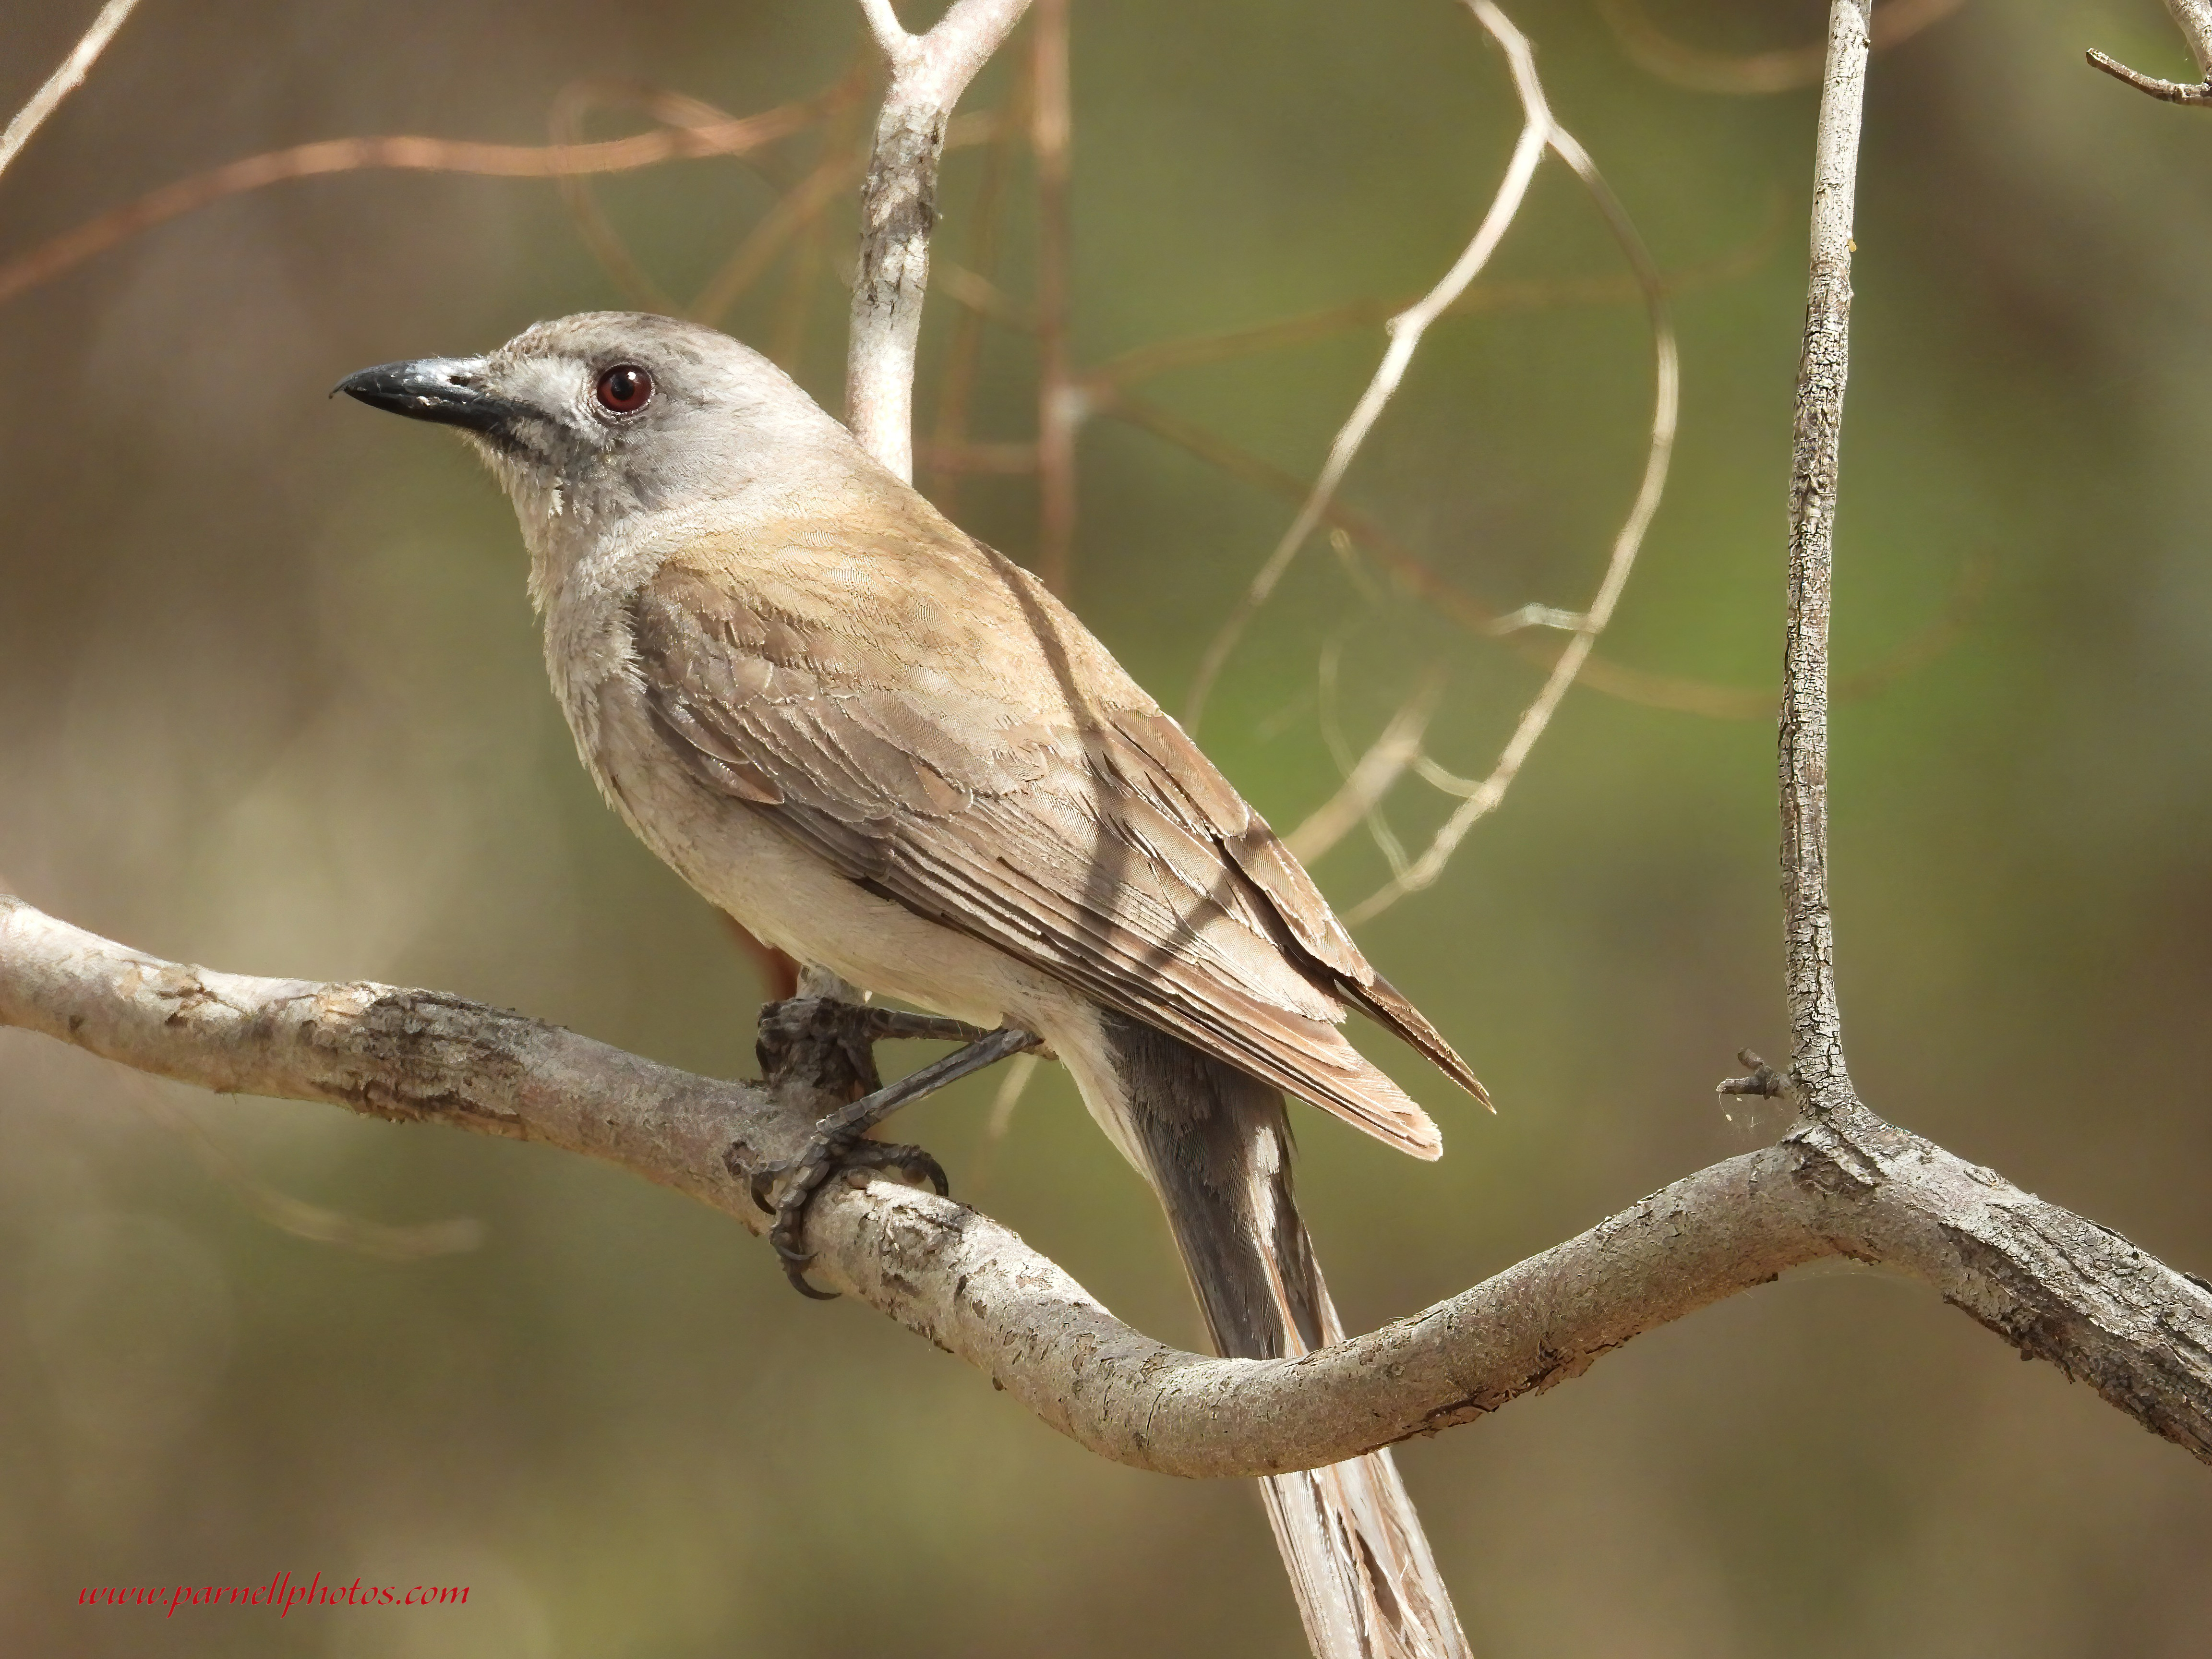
[
  {"x1": 845, "y1": 0, "x2": 1038, "y2": 480},
  {"x1": 1345, "y1": 10, "x2": 1679, "y2": 923},
  {"x1": 691, "y1": 147, "x2": 866, "y2": 325},
  {"x1": 1598, "y1": 0, "x2": 1963, "y2": 96},
  {"x1": 1088, "y1": 200, "x2": 1780, "y2": 393},
  {"x1": 1285, "y1": 668, "x2": 1444, "y2": 866},
  {"x1": 1031, "y1": 0, "x2": 1078, "y2": 594},
  {"x1": 0, "y1": 104, "x2": 827, "y2": 311},
  {"x1": 548, "y1": 78, "x2": 855, "y2": 313},
  {"x1": 7, "y1": 893, "x2": 2210, "y2": 1476},
  {"x1": 1779, "y1": 0, "x2": 1872, "y2": 1111},
  {"x1": 2088, "y1": 0, "x2": 2212, "y2": 103},
  {"x1": 1182, "y1": 0, "x2": 1557, "y2": 733},
  {"x1": 551, "y1": 82, "x2": 735, "y2": 313},
  {"x1": 0, "y1": 0, "x2": 144, "y2": 183},
  {"x1": 962, "y1": 1049, "x2": 1042, "y2": 1198},
  {"x1": 1104, "y1": 389, "x2": 1980, "y2": 725}
]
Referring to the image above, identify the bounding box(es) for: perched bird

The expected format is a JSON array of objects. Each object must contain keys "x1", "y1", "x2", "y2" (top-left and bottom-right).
[{"x1": 339, "y1": 313, "x2": 1486, "y2": 1659}]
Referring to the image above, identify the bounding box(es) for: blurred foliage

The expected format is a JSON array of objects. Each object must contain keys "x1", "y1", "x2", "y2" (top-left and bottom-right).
[{"x1": 2, "y1": 0, "x2": 2211, "y2": 1655}]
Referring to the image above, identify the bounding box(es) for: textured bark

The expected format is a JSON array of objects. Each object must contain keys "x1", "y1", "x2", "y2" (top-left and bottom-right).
[
  {"x1": 1779, "y1": 0, "x2": 1870, "y2": 1116},
  {"x1": 2087, "y1": 0, "x2": 2212, "y2": 103},
  {"x1": 7, "y1": 892, "x2": 2209, "y2": 1479},
  {"x1": 844, "y1": 0, "x2": 1035, "y2": 481}
]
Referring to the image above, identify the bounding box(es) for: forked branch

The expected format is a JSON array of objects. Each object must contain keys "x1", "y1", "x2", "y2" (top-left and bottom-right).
[
  {"x1": 845, "y1": 0, "x2": 1037, "y2": 479},
  {"x1": 2088, "y1": 0, "x2": 2212, "y2": 103},
  {"x1": 4, "y1": 0, "x2": 2209, "y2": 1537},
  {"x1": 6, "y1": 893, "x2": 2209, "y2": 1478}
]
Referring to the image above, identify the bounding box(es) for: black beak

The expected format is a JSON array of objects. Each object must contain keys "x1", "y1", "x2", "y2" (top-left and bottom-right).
[{"x1": 332, "y1": 357, "x2": 517, "y2": 434}]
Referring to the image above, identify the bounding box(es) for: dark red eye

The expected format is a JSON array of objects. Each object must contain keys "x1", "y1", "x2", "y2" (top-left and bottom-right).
[{"x1": 595, "y1": 364, "x2": 653, "y2": 413}]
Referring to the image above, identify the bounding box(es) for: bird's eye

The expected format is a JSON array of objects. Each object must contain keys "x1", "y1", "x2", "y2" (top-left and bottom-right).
[{"x1": 594, "y1": 365, "x2": 654, "y2": 414}]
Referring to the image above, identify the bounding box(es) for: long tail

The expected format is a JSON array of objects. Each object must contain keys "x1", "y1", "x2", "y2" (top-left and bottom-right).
[{"x1": 1095, "y1": 1012, "x2": 1471, "y2": 1659}]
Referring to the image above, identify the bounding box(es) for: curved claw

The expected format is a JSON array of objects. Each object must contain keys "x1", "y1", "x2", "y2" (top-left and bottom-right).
[
  {"x1": 784, "y1": 1263, "x2": 840, "y2": 1300},
  {"x1": 771, "y1": 1225, "x2": 838, "y2": 1298},
  {"x1": 899, "y1": 1150, "x2": 949, "y2": 1196},
  {"x1": 748, "y1": 1166, "x2": 780, "y2": 1214}
]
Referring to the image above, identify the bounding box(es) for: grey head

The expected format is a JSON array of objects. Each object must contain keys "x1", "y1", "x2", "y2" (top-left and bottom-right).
[{"x1": 335, "y1": 312, "x2": 870, "y2": 558}]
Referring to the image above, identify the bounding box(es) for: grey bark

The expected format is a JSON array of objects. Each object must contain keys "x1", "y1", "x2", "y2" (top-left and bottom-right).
[
  {"x1": 844, "y1": 0, "x2": 1035, "y2": 481},
  {"x1": 6, "y1": 892, "x2": 2208, "y2": 1479},
  {"x1": 2087, "y1": 0, "x2": 2212, "y2": 102}
]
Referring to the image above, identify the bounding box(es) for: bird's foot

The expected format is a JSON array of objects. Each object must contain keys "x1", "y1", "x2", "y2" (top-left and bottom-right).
[
  {"x1": 748, "y1": 1134, "x2": 949, "y2": 1299},
  {"x1": 741, "y1": 1002, "x2": 1040, "y2": 1298}
]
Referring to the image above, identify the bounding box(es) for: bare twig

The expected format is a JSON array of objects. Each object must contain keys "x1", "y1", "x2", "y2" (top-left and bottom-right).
[
  {"x1": 963, "y1": 1048, "x2": 1041, "y2": 1197},
  {"x1": 1182, "y1": 0, "x2": 1557, "y2": 732},
  {"x1": 1103, "y1": 391, "x2": 1724, "y2": 715},
  {"x1": 1104, "y1": 389, "x2": 1979, "y2": 725},
  {"x1": 550, "y1": 82, "x2": 745, "y2": 313},
  {"x1": 1345, "y1": 9, "x2": 1680, "y2": 923},
  {"x1": 0, "y1": 0, "x2": 144, "y2": 183},
  {"x1": 2088, "y1": 0, "x2": 2212, "y2": 103},
  {"x1": 1285, "y1": 668, "x2": 1444, "y2": 867},
  {"x1": 547, "y1": 78, "x2": 866, "y2": 316},
  {"x1": 845, "y1": 0, "x2": 1038, "y2": 481},
  {"x1": 0, "y1": 103, "x2": 827, "y2": 311},
  {"x1": 1780, "y1": 0, "x2": 1872, "y2": 1112},
  {"x1": 1716, "y1": 1048, "x2": 1787, "y2": 1099},
  {"x1": 1598, "y1": 0, "x2": 1962, "y2": 96},
  {"x1": 1088, "y1": 199, "x2": 1780, "y2": 393},
  {"x1": 691, "y1": 147, "x2": 866, "y2": 325},
  {"x1": 7, "y1": 893, "x2": 2210, "y2": 1475}
]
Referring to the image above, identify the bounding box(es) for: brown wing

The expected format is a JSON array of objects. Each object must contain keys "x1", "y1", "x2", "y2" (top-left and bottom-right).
[
  {"x1": 627, "y1": 562, "x2": 1483, "y2": 1154},
  {"x1": 1103, "y1": 703, "x2": 1489, "y2": 1106}
]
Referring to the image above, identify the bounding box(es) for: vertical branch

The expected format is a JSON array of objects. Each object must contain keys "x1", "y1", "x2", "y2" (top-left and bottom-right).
[
  {"x1": 1031, "y1": 0, "x2": 1078, "y2": 594},
  {"x1": 847, "y1": 0, "x2": 1038, "y2": 480},
  {"x1": 0, "y1": 0, "x2": 143, "y2": 180},
  {"x1": 1781, "y1": 0, "x2": 1872, "y2": 1110}
]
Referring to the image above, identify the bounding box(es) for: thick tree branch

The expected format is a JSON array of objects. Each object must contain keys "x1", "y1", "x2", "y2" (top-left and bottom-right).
[
  {"x1": 6, "y1": 892, "x2": 2209, "y2": 1477},
  {"x1": 2088, "y1": 0, "x2": 2212, "y2": 103},
  {"x1": 845, "y1": 0, "x2": 1036, "y2": 480}
]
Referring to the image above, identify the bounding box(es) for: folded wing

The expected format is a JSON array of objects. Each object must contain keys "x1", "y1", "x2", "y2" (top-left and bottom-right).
[{"x1": 627, "y1": 549, "x2": 1484, "y2": 1157}]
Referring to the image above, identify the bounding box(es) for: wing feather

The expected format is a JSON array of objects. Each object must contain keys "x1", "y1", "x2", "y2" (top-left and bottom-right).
[{"x1": 628, "y1": 557, "x2": 1484, "y2": 1152}]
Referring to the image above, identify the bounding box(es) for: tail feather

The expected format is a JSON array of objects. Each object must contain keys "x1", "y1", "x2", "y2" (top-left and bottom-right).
[{"x1": 1096, "y1": 1013, "x2": 1470, "y2": 1659}]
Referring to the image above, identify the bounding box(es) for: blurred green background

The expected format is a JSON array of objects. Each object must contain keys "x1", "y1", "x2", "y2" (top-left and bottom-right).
[{"x1": 4, "y1": 0, "x2": 2211, "y2": 1654}]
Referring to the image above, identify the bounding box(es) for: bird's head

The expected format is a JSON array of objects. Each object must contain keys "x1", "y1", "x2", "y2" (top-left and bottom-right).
[{"x1": 335, "y1": 312, "x2": 865, "y2": 589}]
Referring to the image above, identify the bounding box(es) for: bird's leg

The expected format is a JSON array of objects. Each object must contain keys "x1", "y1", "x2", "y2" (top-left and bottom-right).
[{"x1": 741, "y1": 995, "x2": 1040, "y2": 1298}]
